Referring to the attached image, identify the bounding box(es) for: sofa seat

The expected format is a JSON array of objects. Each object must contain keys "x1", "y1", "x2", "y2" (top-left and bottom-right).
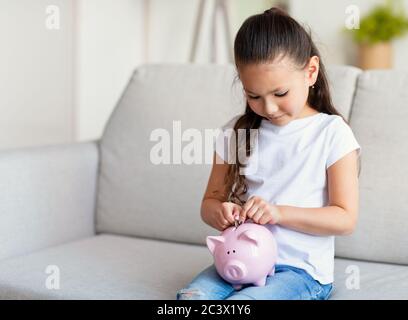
[{"x1": 0, "y1": 234, "x2": 406, "y2": 300}]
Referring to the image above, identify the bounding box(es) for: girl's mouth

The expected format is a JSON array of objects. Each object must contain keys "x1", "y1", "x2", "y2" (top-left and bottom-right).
[{"x1": 269, "y1": 114, "x2": 285, "y2": 120}]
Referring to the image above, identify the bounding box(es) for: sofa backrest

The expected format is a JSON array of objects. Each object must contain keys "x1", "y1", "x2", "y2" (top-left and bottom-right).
[
  {"x1": 96, "y1": 64, "x2": 243, "y2": 244},
  {"x1": 95, "y1": 64, "x2": 363, "y2": 247},
  {"x1": 334, "y1": 70, "x2": 408, "y2": 265}
]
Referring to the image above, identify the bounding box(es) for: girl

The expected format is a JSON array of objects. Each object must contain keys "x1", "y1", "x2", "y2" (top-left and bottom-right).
[{"x1": 177, "y1": 7, "x2": 361, "y2": 300}]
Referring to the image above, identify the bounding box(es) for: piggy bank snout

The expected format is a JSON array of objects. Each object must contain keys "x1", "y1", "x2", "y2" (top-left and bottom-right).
[{"x1": 223, "y1": 260, "x2": 248, "y2": 281}]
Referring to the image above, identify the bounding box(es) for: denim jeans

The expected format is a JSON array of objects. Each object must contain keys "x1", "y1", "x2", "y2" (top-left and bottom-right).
[{"x1": 176, "y1": 264, "x2": 334, "y2": 300}]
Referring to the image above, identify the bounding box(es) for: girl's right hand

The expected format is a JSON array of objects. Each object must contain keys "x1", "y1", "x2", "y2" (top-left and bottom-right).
[{"x1": 214, "y1": 202, "x2": 243, "y2": 231}]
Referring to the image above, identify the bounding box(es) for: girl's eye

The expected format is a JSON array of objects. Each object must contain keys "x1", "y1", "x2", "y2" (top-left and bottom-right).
[
  {"x1": 248, "y1": 91, "x2": 288, "y2": 99},
  {"x1": 275, "y1": 91, "x2": 289, "y2": 97}
]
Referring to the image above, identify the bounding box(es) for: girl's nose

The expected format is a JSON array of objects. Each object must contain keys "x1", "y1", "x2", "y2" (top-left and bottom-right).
[{"x1": 264, "y1": 100, "x2": 279, "y2": 114}]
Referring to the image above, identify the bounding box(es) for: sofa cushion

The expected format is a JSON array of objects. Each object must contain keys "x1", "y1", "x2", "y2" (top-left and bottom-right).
[
  {"x1": 96, "y1": 64, "x2": 362, "y2": 245},
  {"x1": 326, "y1": 65, "x2": 362, "y2": 120},
  {"x1": 0, "y1": 234, "x2": 406, "y2": 299},
  {"x1": 335, "y1": 70, "x2": 408, "y2": 265},
  {"x1": 331, "y1": 258, "x2": 408, "y2": 299},
  {"x1": 0, "y1": 234, "x2": 212, "y2": 299}
]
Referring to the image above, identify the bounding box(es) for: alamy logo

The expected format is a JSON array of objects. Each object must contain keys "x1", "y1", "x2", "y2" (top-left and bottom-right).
[
  {"x1": 45, "y1": 5, "x2": 60, "y2": 30},
  {"x1": 345, "y1": 5, "x2": 360, "y2": 30},
  {"x1": 345, "y1": 265, "x2": 360, "y2": 290},
  {"x1": 45, "y1": 265, "x2": 60, "y2": 290},
  {"x1": 149, "y1": 121, "x2": 259, "y2": 174}
]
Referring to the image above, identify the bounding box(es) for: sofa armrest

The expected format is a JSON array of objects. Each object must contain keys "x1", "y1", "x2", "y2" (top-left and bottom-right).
[{"x1": 0, "y1": 141, "x2": 99, "y2": 261}]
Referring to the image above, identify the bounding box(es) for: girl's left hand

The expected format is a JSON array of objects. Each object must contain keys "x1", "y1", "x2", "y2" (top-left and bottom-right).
[{"x1": 240, "y1": 196, "x2": 282, "y2": 225}]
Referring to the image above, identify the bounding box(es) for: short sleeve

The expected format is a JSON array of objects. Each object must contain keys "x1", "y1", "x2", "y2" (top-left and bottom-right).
[
  {"x1": 326, "y1": 117, "x2": 361, "y2": 169},
  {"x1": 214, "y1": 115, "x2": 241, "y2": 163}
]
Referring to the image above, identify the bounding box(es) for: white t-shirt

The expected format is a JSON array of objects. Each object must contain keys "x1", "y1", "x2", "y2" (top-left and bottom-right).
[{"x1": 214, "y1": 112, "x2": 361, "y2": 284}]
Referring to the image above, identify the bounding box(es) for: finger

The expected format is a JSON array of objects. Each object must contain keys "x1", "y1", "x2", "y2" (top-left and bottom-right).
[
  {"x1": 259, "y1": 213, "x2": 270, "y2": 225},
  {"x1": 238, "y1": 207, "x2": 246, "y2": 223},
  {"x1": 252, "y1": 208, "x2": 264, "y2": 223},
  {"x1": 232, "y1": 207, "x2": 240, "y2": 220},
  {"x1": 221, "y1": 217, "x2": 230, "y2": 226},
  {"x1": 223, "y1": 220, "x2": 232, "y2": 230},
  {"x1": 246, "y1": 204, "x2": 259, "y2": 219},
  {"x1": 242, "y1": 197, "x2": 255, "y2": 216},
  {"x1": 218, "y1": 211, "x2": 230, "y2": 227},
  {"x1": 221, "y1": 205, "x2": 235, "y2": 225},
  {"x1": 225, "y1": 210, "x2": 235, "y2": 225}
]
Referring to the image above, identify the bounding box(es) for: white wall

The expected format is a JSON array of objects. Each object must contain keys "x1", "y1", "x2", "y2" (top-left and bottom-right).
[
  {"x1": 289, "y1": 0, "x2": 408, "y2": 70},
  {"x1": 75, "y1": 0, "x2": 143, "y2": 142},
  {"x1": 147, "y1": 0, "x2": 274, "y2": 64},
  {"x1": 76, "y1": 0, "x2": 274, "y2": 141},
  {"x1": 0, "y1": 0, "x2": 144, "y2": 148},
  {"x1": 0, "y1": 0, "x2": 275, "y2": 148},
  {"x1": 0, "y1": 0, "x2": 74, "y2": 150}
]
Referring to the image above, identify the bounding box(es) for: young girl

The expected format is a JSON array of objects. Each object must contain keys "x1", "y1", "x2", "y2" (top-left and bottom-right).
[{"x1": 177, "y1": 7, "x2": 361, "y2": 300}]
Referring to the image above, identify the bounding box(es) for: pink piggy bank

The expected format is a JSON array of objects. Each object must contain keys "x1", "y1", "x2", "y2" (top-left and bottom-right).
[{"x1": 206, "y1": 220, "x2": 278, "y2": 290}]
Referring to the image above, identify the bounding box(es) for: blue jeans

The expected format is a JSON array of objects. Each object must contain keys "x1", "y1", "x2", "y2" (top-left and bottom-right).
[{"x1": 176, "y1": 264, "x2": 334, "y2": 300}]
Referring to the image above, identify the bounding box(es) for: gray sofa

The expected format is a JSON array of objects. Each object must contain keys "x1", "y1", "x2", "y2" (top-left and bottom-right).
[{"x1": 0, "y1": 64, "x2": 407, "y2": 300}]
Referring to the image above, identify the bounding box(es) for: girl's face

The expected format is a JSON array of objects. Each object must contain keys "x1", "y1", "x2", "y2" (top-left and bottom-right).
[{"x1": 238, "y1": 55, "x2": 319, "y2": 126}]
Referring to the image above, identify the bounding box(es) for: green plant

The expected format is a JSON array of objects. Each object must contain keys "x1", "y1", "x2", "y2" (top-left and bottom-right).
[{"x1": 347, "y1": 0, "x2": 408, "y2": 44}]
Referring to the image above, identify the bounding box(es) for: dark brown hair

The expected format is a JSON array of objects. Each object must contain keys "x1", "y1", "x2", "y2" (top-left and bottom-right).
[{"x1": 221, "y1": 7, "x2": 360, "y2": 206}]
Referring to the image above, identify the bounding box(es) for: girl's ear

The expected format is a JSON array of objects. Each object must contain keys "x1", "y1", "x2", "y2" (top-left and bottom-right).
[{"x1": 306, "y1": 56, "x2": 320, "y2": 86}]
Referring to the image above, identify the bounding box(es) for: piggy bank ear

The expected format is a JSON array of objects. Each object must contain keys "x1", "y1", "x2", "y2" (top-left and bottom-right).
[
  {"x1": 238, "y1": 230, "x2": 259, "y2": 246},
  {"x1": 206, "y1": 236, "x2": 225, "y2": 255}
]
